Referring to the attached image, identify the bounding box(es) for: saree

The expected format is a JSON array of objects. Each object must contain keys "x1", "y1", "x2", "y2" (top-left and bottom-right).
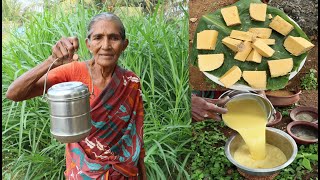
[{"x1": 49, "y1": 63, "x2": 144, "y2": 179}]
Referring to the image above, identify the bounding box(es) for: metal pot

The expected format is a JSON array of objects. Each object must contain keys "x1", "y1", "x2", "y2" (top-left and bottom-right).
[
  {"x1": 219, "y1": 90, "x2": 276, "y2": 122},
  {"x1": 225, "y1": 127, "x2": 298, "y2": 176},
  {"x1": 47, "y1": 81, "x2": 91, "y2": 143}
]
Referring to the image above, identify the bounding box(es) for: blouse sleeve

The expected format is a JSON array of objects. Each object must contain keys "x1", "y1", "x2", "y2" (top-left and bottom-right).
[{"x1": 47, "y1": 62, "x2": 75, "y2": 86}]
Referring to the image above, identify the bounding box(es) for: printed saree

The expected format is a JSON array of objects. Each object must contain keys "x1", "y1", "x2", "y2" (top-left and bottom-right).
[{"x1": 64, "y1": 65, "x2": 144, "y2": 179}]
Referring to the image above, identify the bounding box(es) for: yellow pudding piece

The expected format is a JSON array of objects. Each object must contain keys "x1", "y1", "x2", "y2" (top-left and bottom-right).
[
  {"x1": 252, "y1": 39, "x2": 275, "y2": 57},
  {"x1": 255, "y1": 38, "x2": 275, "y2": 45},
  {"x1": 249, "y1": 28, "x2": 272, "y2": 39},
  {"x1": 198, "y1": 54, "x2": 224, "y2": 71},
  {"x1": 269, "y1": 15, "x2": 294, "y2": 36},
  {"x1": 246, "y1": 49, "x2": 262, "y2": 63},
  {"x1": 221, "y1": 6, "x2": 241, "y2": 26},
  {"x1": 222, "y1": 98, "x2": 267, "y2": 160},
  {"x1": 197, "y1": 30, "x2": 219, "y2": 50},
  {"x1": 242, "y1": 71, "x2": 267, "y2": 89},
  {"x1": 219, "y1": 66, "x2": 242, "y2": 88},
  {"x1": 230, "y1": 30, "x2": 254, "y2": 41},
  {"x1": 284, "y1": 36, "x2": 315, "y2": 56},
  {"x1": 249, "y1": 3, "x2": 267, "y2": 21},
  {"x1": 235, "y1": 41, "x2": 252, "y2": 61},
  {"x1": 268, "y1": 14, "x2": 273, "y2": 19},
  {"x1": 222, "y1": 36, "x2": 244, "y2": 52},
  {"x1": 267, "y1": 58, "x2": 293, "y2": 77},
  {"x1": 234, "y1": 143, "x2": 287, "y2": 169}
]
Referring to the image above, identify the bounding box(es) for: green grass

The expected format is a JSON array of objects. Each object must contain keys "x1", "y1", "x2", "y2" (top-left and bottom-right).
[{"x1": 2, "y1": 1, "x2": 191, "y2": 179}]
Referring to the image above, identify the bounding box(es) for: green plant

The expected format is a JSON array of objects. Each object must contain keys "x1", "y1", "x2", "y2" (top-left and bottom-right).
[
  {"x1": 2, "y1": 1, "x2": 191, "y2": 179},
  {"x1": 301, "y1": 68, "x2": 318, "y2": 90},
  {"x1": 276, "y1": 144, "x2": 318, "y2": 180},
  {"x1": 189, "y1": 121, "x2": 243, "y2": 180},
  {"x1": 275, "y1": 104, "x2": 295, "y2": 117}
]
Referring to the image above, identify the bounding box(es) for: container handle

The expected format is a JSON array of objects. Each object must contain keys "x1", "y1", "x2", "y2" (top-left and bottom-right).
[
  {"x1": 42, "y1": 57, "x2": 60, "y2": 99},
  {"x1": 85, "y1": 60, "x2": 95, "y2": 98},
  {"x1": 42, "y1": 56, "x2": 95, "y2": 100}
]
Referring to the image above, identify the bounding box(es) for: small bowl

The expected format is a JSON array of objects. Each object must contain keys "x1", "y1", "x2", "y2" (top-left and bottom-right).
[
  {"x1": 265, "y1": 90, "x2": 301, "y2": 107},
  {"x1": 267, "y1": 111, "x2": 282, "y2": 126},
  {"x1": 290, "y1": 106, "x2": 318, "y2": 124},
  {"x1": 287, "y1": 121, "x2": 318, "y2": 145}
]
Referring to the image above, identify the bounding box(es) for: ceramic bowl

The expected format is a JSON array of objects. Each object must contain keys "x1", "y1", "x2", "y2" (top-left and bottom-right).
[
  {"x1": 287, "y1": 121, "x2": 318, "y2": 145},
  {"x1": 265, "y1": 90, "x2": 301, "y2": 107},
  {"x1": 290, "y1": 106, "x2": 318, "y2": 124},
  {"x1": 267, "y1": 111, "x2": 282, "y2": 126}
]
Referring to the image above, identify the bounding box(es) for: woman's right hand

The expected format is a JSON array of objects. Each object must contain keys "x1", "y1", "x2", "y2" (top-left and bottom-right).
[
  {"x1": 51, "y1": 37, "x2": 80, "y2": 66},
  {"x1": 191, "y1": 95, "x2": 229, "y2": 122},
  {"x1": 6, "y1": 37, "x2": 80, "y2": 102}
]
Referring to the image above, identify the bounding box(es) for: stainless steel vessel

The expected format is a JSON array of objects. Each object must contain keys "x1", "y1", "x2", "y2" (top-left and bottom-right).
[
  {"x1": 219, "y1": 90, "x2": 276, "y2": 121},
  {"x1": 225, "y1": 127, "x2": 298, "y2": 176},
  {"x1": 47, "y1": 81, "x2": 91, "y2": 143}
]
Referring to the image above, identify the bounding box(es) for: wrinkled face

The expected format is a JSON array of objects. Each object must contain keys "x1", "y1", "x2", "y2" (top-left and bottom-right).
[{"x1": 86, "y1": 19, "x2": 128, "y2": 68}]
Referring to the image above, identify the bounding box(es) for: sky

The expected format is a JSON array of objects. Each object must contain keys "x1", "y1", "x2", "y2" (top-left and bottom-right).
[{"x1": 16, "y1": 0, "x2": 43, "y2": 9}]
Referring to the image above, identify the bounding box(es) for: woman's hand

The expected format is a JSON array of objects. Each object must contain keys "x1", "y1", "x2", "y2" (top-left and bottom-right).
[
  {"x1": 191, "y1": 95, "x2": 229, "y2": 122},
  {"x1": 51, "y1": 37, "x2": 79, "y2": 66}
]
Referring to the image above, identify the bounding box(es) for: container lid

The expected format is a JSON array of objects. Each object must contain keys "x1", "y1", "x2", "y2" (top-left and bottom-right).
[{"x1": 47, "y1": 81, "x2": 89, "y2": 101}]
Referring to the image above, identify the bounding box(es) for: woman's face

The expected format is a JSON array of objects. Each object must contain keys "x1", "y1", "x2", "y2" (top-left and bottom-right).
[{"x1": 86, "y1": 19, "x2": 128, "y2": 68}]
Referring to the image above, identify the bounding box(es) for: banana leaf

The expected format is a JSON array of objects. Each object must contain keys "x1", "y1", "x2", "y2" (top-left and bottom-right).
[{"x1": 190, "y1": 0, "x2": 310, "y2": 90}]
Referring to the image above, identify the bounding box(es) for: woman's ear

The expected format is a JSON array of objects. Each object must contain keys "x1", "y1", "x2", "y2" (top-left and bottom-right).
[
  {"x1": 122, "y1": 39, "x2": 129, "y2": 51},
  {"x1": 85, "y1": 38, "x2": 92, "y2": 53}
]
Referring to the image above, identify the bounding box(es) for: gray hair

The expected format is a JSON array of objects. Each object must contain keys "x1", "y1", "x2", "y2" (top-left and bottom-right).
[{"x1": 86, "y1": 12, "x2": 126, "y2": 40}]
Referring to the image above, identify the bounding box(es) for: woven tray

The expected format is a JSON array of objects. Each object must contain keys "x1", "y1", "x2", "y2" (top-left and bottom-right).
[{"x1": 238, "y1": 168, "x2": 279, "y2": 180}]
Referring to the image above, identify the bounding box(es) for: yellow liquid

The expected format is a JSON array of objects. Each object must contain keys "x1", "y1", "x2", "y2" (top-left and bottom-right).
[
  {"x1": 222, "y1": 99, "x2": 287, "y2": 168},
  {"x1": 223, "y1": 99, "x2": 267, "y2": 160},
  {"x1": 234, "y1": 143, "x2": 287, "y2": 169}
]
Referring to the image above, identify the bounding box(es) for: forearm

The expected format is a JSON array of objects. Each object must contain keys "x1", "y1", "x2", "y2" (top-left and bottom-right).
[{"x1": 6, "y1": 56, "x2": 57, "y2": 101}]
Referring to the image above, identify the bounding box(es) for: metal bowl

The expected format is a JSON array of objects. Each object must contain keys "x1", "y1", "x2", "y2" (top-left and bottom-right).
[
  {"x1": 222, "y1": 92, "x2": 276, "y2": 121},
  {"x1": 219, "y1": 89, "x2": 257, "y2": 100},
  {"x1": 225, "y1": 127, "x2": 297, "y2": 176}
]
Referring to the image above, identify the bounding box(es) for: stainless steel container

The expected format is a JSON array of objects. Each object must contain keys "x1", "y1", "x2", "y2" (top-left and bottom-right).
[
  {"x1": 47, "y1": 81, "x2": 91, "y2": 143},
  {"x1": 219, "y1": 90, "x2": 276, "y2": 121},
  {"x1": 225, "y1": 127, "x2": 298, "y2": 176}
]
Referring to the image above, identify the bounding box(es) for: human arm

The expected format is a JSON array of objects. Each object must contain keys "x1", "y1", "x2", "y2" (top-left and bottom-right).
[
  {"x1": 5, "y1": 37, "x2": 79, "y2": 102},
  {"x1": 191, "y1": 94, "x2": 229, "y2": 122}
]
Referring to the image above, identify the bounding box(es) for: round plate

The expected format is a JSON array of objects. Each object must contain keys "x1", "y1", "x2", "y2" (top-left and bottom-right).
[{"x1": 203, "y1": 16, "x2": 307, "y2": 90}]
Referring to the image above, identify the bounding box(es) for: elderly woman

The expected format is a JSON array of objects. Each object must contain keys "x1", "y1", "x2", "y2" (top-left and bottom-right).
[{"x1": 6, "y1": 12, "x2": 146, "y2": 180}]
